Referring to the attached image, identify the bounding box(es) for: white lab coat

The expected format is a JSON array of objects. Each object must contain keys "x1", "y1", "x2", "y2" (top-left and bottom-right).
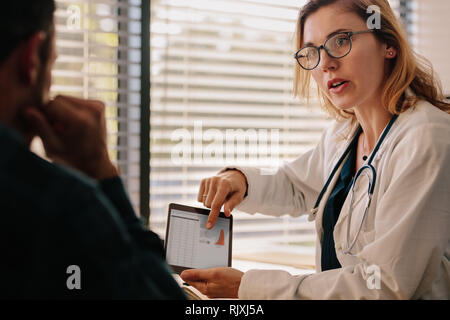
[{"x1": 223, "y1": 99, "x2": 450, "y2": 299}]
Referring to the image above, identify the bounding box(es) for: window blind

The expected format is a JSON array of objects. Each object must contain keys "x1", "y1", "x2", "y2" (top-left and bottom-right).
[
  {"x1": 148, "y1": 0, "x2": 408, "y2": 255},
  {"x1": 50, "y1": 0, "x2": 143, "y2": 212},
  {"x1": 149, "y1": 0, "x2": 326, "y2": 253},
  {"x1": 409, "y1": 0, "x2": 450, "y2": 95}
]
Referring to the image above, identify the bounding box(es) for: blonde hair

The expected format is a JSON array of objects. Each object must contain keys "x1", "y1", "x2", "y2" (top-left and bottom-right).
[{"x1": 294, "y1": 0, "x2": 450, "y2": 121}]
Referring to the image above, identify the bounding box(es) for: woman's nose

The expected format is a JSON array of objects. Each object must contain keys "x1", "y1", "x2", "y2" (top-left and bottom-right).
[{"x1": 318, "y1": 49, "x2": 338, "y2": 72}]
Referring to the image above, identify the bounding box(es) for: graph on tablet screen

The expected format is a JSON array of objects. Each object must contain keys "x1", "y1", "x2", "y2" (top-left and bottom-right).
[{"x1": 166, "y1": 209, "x2": 229, "y2": 269}]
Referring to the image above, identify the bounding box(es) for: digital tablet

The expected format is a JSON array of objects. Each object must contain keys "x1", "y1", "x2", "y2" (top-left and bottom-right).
[{"x1": 164, "y1": 203, "x2": 233, "y2": 274}]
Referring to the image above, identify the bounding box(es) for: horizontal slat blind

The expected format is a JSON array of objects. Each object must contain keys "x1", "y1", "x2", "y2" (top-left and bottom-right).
[
  {"x1": 149, "y1": 0, "x2": 324, "y2": 251},
  {"x1": 409, "y1": 0, "x2": 450, "y2": 95},
  {"x1": 50, "y1": 0, "x2": 142, "y2": 211},
  {"x1": 148, "y1": 0, "x2": 408, "y2": 252}
]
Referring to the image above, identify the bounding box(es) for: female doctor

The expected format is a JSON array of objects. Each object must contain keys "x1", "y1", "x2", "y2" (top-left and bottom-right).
[{"x1": 180, "y1": 0, "x2": 450, "y2": 299}]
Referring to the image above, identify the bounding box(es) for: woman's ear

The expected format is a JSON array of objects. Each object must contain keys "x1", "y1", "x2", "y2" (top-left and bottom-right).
[
  {"x1": 19, "y1": 32, "x2": 47, "y2": 85},
  {"x1": 385, "y1": 45, "x2": 397, "y2": 59}
]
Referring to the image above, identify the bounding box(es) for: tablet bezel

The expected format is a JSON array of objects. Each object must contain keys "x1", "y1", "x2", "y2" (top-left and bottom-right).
[{"x1": 164, "y1": 203, "x2": 233, "y2": 274}]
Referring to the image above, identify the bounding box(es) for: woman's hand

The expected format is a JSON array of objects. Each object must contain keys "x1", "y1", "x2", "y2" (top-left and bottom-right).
[
  {"x1": 199, "y1": 169, "x2": 248, "y2": 229},
  {"x1": 180, "y1": 267, "x2": 244, "y2": 299}
]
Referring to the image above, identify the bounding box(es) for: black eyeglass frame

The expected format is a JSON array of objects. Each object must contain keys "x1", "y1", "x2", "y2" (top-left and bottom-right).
[{"x1": 294, "y1": 30, "x2": 376, "y2": 70}]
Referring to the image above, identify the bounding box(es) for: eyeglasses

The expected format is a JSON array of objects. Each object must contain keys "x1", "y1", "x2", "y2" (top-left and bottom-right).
[{"x1": 294, "y1": 30, "x2": 375, "y2": 70}]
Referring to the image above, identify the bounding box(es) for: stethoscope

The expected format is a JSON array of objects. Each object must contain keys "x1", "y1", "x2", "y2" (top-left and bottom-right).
[{"x1": 310, "y1": 114, "x2": 398, "y2": 255}]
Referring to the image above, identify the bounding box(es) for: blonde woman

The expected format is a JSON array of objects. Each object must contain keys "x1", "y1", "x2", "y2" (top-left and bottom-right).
[{"x1": 180, "y1": 0, "x2": 450, "y2": 299}]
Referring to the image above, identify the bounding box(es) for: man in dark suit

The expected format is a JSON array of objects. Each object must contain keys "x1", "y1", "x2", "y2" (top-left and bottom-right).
[{"x1": 0, "y1": 0, "x2": 184, "y2": 299}]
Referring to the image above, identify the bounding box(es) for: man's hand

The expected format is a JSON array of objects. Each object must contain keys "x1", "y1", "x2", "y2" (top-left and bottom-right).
[
  {"x1": 180, "y1": 267, "x2": 244, "y2": 299},
  {"x1": 24, "y1": 95, "x2": 119, "y2": 180}
]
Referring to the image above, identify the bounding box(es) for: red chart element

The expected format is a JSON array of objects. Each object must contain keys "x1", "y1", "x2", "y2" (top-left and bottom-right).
[{"x1": 215, "y1": 229, "x2": 225, "y2": 246}]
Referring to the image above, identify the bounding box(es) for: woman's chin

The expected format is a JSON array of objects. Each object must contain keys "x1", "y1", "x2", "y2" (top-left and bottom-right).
[{"x1": 329, "y1": 99, "x2": 355, "y2": 112}]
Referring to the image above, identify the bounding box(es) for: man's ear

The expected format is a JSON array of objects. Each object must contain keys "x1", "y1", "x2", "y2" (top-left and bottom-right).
[{"x1": 19, "y1": 32, "x2": 47, "y2": 86}]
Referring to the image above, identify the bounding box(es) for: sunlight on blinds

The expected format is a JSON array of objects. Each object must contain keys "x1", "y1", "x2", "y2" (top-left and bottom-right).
[
  {"x1": 149, "y1": 0, "x2": 408, "y2": 255},
  {"x1": 149, "y1": 0, "x2": 327, "y2": 253},
  {"x1": 51, "y1": 0, "x2": 142, "y2": 211},
  {"x1": 410, "y1": 0, "x2": 450, "y2": 95}
]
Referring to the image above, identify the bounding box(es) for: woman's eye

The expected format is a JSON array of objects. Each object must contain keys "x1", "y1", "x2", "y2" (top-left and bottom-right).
[
  {"x1": 335, "y1": 37, "x2": 347, "y2": 46},
  {"x1": 307, "y1": 50, "x2": 317, "y2": 59}
]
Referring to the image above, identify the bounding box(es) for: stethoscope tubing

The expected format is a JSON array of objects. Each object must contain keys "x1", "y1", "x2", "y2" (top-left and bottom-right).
[
  {"x1": 312, "y1": 114, "x2": 398, "y2": 211},
  {"x1": 343, "y1": 165, "x2": 375, "y2": 255},
  {"x1": 312, "y1": 114, "x2": 398, "y2": 255}
]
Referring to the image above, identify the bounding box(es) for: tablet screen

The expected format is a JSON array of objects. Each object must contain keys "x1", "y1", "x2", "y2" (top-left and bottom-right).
[{"x1": 164, "y1": 203, "x2": 232, "y2": 273}]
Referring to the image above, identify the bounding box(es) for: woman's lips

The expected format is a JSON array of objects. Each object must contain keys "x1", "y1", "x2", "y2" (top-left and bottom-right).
[{"x1": 329, "y1": 81, "x2": 349, "y2": 94}]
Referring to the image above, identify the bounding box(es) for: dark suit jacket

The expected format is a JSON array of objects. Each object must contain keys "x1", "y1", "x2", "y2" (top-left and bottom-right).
[{"x1": 0, "y1": 123, "x2": 185, "y2": 299}]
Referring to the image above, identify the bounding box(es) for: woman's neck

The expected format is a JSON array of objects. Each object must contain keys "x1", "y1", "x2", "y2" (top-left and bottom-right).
[{"x1": 353, "y1": 102, "x2": 393, "y2": 154}]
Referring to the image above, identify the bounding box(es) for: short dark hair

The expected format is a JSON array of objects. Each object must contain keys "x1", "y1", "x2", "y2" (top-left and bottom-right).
[{"x1": 1, "y1": 0, "x2": 55, "y2": 63}]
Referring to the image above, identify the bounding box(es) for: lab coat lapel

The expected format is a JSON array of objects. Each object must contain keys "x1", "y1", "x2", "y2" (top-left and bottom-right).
[{"x1": 315, "y1": 124, "x2": 360, "y2": 243}]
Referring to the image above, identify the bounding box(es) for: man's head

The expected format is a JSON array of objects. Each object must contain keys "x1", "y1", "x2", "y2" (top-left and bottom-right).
[{"x1": 0, "y1": 0, "x2": 56, "y2": 140}]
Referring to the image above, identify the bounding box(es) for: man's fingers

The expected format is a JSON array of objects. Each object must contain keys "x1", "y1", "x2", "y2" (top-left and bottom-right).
[
  {"x1": 23, "y1": 107, "x2": 59, "y2": 151},
  {"x1": 40, "y1": 95, "x2": 103, "y2": 124},
  {"x1": 55, "y1": 94, "x2": 102, "y2": 108},
  {"x1": 40, "y1": 96, "x2": 77, "y2": 124}
]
